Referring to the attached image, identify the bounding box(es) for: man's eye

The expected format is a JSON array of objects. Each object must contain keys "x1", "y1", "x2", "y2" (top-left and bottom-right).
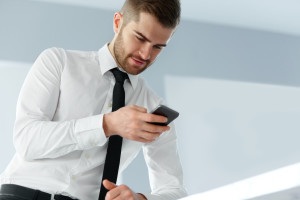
[
  {"x1": 154, "y1": 45, "x2": 162, "y2": 50},
  {"x1": 136, "y1": 36, "x2": 144, "y2": 41}
]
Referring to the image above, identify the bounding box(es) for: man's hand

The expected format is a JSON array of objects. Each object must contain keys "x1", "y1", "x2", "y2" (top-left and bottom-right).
[
  {"x1": 103, "y1": 179, "x2": 147, "y2": 200},
  {"x1": 103, "y1": 105, "x2": 170, "y2": 143}
]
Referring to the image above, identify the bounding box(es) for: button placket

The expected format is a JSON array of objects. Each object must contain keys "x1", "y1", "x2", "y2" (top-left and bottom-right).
[{"x1": 102, "y1": 75, "x2": 114, "y2": 112}]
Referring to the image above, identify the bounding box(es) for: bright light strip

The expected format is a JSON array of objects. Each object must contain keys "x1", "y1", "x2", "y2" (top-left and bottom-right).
[
  {"x1": 180, "y1": 162, "x2": 300, "y2": 200},
  {"x1": 0, "y1": 60, "x2": 31, "y2": 69}
]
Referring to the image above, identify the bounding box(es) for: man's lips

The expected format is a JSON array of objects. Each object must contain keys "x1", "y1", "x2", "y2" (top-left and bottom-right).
[{"x1": 131, "y1": 57, "x2": 146, "y2": 66}]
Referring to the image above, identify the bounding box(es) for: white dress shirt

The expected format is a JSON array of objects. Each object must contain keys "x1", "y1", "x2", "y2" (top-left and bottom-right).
[{"x1": 0, "y1": 44, "x2": 187, "y2": 200}]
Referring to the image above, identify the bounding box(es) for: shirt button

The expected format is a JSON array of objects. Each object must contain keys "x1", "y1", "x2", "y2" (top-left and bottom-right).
[
  {"x1": 85, "y1": 154, "x2": 90, "y2": 159},
  {"x1": 108, "y1": 103, "x2": 112, "y2": 107},
  {"x1": 71, "y1": 175, "x2": 76, "y2": 180}
]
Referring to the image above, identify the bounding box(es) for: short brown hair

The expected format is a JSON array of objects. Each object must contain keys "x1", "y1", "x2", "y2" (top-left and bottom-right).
[{"x1": 120, "y1": 0, "x2": 181, "y2": 28}]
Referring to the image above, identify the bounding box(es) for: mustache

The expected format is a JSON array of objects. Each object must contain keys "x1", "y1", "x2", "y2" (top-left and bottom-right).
[{"x1": 130, "y1": 55, "x2": 149, "y2": 63}]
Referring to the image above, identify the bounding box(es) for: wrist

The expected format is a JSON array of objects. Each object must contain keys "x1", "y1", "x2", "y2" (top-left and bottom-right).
[{"x1": 103, "y1": 113, "x2": 112, "y2": 137}]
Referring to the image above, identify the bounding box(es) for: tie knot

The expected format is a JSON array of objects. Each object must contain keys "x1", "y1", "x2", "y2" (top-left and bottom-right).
[{"x1": 110, "y1": 68, "x2": 128, "y2": 83}]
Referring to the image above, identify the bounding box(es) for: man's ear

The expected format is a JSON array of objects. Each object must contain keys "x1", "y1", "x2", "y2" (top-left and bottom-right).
[{"x1": 113, "y1": 12, "x2": 123, "y2": 34}]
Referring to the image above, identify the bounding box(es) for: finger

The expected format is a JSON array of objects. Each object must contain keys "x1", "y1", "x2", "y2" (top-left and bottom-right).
[
  {"x1": 128, "y1": 105, "x2": 147, "y2": 113},
  {"x1": 126, "y1": 132, "x2": 155, "y2": 143},
  {"x1": 132, "y1": 131, "x2": 163, "y2": 143},
  {"x1": 142, "y1": 113, "x2": 168, "y2": 123},
  {"x1": 139, "y1": 134, "x2": 158, "y2": 143},
  {"x1": 113, "y1": 196, "x2": 126, "y2": 200},
  {"x1": 137, "y1": 132, "x2": 159, "y2": 142},
  {"x1": 142, "y1": 122, "x2": 170, "y2": 133},
  {"x1": 103, "y1": 179, "x2": 117, "y2": 191},
  {"x1": 106, "y1": 184, "x2": 129, "y2": 200},
  {"x1": 126, "y1": 133, "x2": 153, "y2": 143},
  {"x1": 105, "y1": 188, "x2": 120, "y2": 200}
]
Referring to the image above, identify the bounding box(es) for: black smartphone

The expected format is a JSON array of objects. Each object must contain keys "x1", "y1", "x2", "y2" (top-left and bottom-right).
[{"x1": 150, "y1": 104, "x2": 179, "y2": 126}]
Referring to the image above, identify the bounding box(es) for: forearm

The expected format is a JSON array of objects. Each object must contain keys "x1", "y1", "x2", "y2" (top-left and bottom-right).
[
  {"x1": 14, "y1": 114, "x2": 108, "y2": 160},
  {"x1": 143, "y1": 123, "x2": 187, "y2": 200},
  {"x1": 143, "y1": 188, "x2": 187, "y2": 200}
]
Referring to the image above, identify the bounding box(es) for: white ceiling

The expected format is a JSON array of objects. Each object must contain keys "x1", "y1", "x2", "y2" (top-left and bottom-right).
[{"x1": 33, "y1": 0, "x2": 300, "y2": 36}]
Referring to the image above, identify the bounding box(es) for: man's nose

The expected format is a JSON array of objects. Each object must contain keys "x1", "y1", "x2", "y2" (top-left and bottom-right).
[{"x1": 139, "y1": 44, "x2": 152, "y2": 60}]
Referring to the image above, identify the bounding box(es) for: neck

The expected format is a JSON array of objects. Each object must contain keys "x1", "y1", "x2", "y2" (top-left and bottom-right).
[
  {"x1": 108, "y1": 42, "x2": 116, "y2": 60},
  {"x1": 108, "y1": 41, "x2": 124, "y2": 72}
]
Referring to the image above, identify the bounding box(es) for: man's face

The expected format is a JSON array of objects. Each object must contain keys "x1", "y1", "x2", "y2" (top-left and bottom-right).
[{"x1": 113, "y1": 12, "x2": 175, "y2": 75}]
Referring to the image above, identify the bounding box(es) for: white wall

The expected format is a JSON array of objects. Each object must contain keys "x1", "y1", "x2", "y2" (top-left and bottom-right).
[
  {"x1": 0, "y1": 61, "x2": 31, "y2": 172},
  {"x1": 165, "y1": 76, "x2": 300, "y2": 195}
]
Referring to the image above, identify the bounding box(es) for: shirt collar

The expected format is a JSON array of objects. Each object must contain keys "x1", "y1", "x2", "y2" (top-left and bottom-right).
[{"x1": 98, "y1": 43, "x2": 139, "y2": 90}]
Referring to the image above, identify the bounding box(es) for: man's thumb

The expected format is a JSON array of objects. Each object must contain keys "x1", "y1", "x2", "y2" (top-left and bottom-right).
[{"x1": 103, "y1": 179, "x2": 117, "y2": 190}]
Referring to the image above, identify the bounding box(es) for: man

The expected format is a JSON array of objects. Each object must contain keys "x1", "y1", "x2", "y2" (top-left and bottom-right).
[{"x1": 0, "y1": 0, "x2": 187, "y2": 199}]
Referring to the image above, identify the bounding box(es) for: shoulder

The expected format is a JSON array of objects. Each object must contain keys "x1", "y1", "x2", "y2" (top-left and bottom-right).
[
  {"x1": 32, "y1": 47, "x2": 66, "y2": 70},
  {"x1": 38, "y1": 47, "x2": 98, "y2": 63},
  {"x1": 37, "y1": 47, "x2": 65, "y2": 60}
]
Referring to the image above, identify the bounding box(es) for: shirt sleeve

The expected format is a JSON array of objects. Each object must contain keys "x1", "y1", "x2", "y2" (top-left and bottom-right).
[
  {"x1": 13, "y1": 48, "x2": 108, "y2": 161},
  {"x1": 142, "y1": 122, "x2": 188, "y2": 200}
]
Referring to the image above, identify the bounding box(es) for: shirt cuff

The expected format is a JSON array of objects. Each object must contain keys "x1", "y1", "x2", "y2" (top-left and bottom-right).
[
  {"x1": 143, "y1": 191, "x2": 187, "y2": 200},
  {"x1": 143, "y1": 193, "x2": 162, "y2": 200},
  {"x1": 74, "y1": 114, "x2": 108, "y2": 149}
]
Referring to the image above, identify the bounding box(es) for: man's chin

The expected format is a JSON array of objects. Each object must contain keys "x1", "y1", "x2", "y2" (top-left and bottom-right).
[
  {"x1": 126, "y1": 69, "x2": 142, "y2": 75},
  {"x1": 124, "y1": 65, "x2": 147, "y2": 75}
]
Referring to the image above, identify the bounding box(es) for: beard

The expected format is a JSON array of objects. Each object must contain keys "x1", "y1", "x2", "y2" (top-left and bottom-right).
[{"x1": 113, "y1": 30, "x2": 151, "y2": 75}]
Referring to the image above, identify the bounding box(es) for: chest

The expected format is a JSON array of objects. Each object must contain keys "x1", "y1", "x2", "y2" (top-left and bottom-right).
[{"x1": 52, "y1": 64, "x2": 146, "y2": 120}]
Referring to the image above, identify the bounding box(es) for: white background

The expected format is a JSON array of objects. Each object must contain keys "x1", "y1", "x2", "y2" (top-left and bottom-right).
[{"x1": 165, "y1": 75, "x2": 300, "y2": 195}]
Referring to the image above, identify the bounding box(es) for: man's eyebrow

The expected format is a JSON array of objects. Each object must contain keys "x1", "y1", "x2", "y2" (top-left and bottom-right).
[{"x1": 134, "y1": 31, "x2": 167, "y2": 47}]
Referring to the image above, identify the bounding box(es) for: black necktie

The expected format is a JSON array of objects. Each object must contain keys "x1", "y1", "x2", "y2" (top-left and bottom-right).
[{"x1": 98, "y1": 68, "x2": 128, "y2": 200}]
